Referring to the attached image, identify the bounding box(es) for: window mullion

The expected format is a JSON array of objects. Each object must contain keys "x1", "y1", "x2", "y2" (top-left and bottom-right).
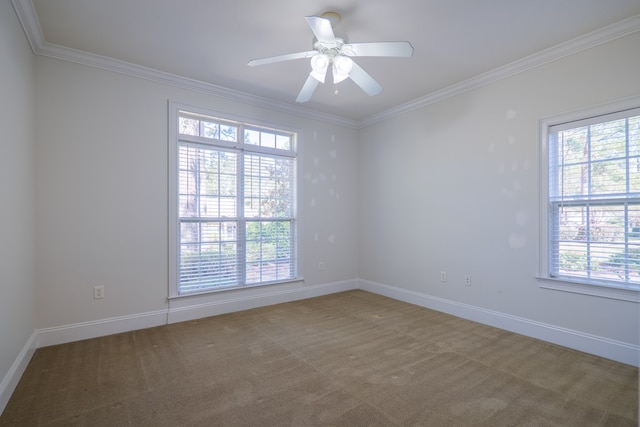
[
  {"x1": 624, "y1": 202, "x2": 630, "y2": 282},
  {"x1": 586, "y1": 126, "x2": 592, "y2": 278},
  {"x1": 196, "y1": 150, "x2": 203, "y2": 287},
  {"x1": 625, "y1": 118, "x2": 631, "y2": 283},
  {"x1": 237, "y1": 125, "x2": 246, "y2": 286}
]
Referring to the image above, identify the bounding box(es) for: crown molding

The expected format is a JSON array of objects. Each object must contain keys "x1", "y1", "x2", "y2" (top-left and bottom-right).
[
  {"x1": 38, "y1": 43, "x2": 359, "y2": 128},
  {"x1": 11, "y1": 0, "x2": 640, "y2": 130},
  {"x1": 359, "y1": 13, "x2": 640, "y2": 128},
  {"x1": 10, "y1": 0, "x2": 43, "y2": 53},
  {"x1": 10, "y1": 0, "x2": 358, "y2": 129}
]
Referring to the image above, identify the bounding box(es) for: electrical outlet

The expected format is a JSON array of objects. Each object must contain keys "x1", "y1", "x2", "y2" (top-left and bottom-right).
[
  {"x1": 318, "y1": 261, "x2": 325, "y2": 271},
  {"x1": 440, "y1": 271, "x2": 447, "y2": 282},
  {"x1": 465, "y1": 275, "x2": 471, "y2": 287},
  {"x1": 94, "y1": 285, "x2": 105, "y2": 299}
]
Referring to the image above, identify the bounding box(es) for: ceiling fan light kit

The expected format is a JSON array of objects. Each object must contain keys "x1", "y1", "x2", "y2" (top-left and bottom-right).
[
  {"x1": 248, "y1": 12, "x2": 414, "y2": 103},
  {"x1": 332, "y1": 56, "x2": 353, "y2": 84},
  {"x1": 310, "y1": 54, "x2": 329, "y2": 83}
]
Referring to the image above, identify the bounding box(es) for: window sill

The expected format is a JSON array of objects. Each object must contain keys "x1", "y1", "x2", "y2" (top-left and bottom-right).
[{"x1": 536, "y1": 276, "x2": 639, "y2": 303}]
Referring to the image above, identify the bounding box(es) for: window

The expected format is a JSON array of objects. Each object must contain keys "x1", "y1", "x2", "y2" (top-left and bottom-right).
[
  {"x1": 169, "y1": 105, "x2": 298, "y2": 296},
  {"x1": 539, "y1": 98, "x2": 640, "y2": 301}
]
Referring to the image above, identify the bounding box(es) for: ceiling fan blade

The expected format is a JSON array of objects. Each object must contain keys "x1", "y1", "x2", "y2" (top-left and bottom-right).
[
  {"x1": 305, "y1": 16, "x2": 336, "y2": 44},
  {"x1": 296, "y1": 75, "x2": 320, "y2": 103},
  {"x1": 348, "y1": 61, "x2": 383, "y2": 96},
  {"x1": 343, "y1": 41, "x2": 414, "y2": 57},
  {"x1": 248, "y1": 51, "x2": 317, "y2": 67}
]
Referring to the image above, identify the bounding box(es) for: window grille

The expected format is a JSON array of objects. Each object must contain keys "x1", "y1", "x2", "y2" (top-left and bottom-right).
[{"x1": 171, "y1": 108, "x2": 297, "y2": 295}]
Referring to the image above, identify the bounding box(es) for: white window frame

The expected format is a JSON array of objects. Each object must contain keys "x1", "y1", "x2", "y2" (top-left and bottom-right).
[
  {"x1": 168, "y1": 102, "x2": 301, "y2": 297},
  {"x1": 538, "y1": 96, "x2": 640, "y2": 303}
]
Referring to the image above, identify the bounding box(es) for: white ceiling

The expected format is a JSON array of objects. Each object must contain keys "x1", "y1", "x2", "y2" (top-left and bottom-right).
[{"x1": 17, "y1": 0, "x2": 640, "y2": 123}]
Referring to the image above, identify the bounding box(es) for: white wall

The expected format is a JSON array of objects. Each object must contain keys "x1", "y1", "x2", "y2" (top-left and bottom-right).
[
  {"x1": 0, "y1": 0, "x2": 37, "y2": 411},
  {"x1": 34, "y1": 56, "x2": 360, "y2": 330},
  {"x1": 359, "y1": 32, "x2": 640, "y2": 348}
]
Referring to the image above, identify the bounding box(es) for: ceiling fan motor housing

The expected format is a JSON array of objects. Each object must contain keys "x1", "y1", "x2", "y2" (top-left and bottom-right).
[{"x1": 320, "y1": 11, "x2": 342, "y2": 27}]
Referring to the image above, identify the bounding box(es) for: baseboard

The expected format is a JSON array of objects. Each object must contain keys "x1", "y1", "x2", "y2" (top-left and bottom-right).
[
  {"x1": 167, "y1": 280, "x2": 359, "y2": 324},
  {"x1": 33, "y1": 281, "x2": 359, "y2": 348},
  {"x1": 0, "y1": 331, "x2": 36, "y2": 415},
  {"x1": 36, "y1": 310, "x2": 168, "y2": 348},
  {"x1": 19, "y1": 277, "x2": 637, "y2": 377},
  {"x1": 359, "y1": 279, "x2": 640, "y2": 367}
]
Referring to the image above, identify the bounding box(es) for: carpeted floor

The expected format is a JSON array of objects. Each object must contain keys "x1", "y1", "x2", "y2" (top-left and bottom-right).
[{"x1": 0, "y1": 290, "x2": 637, "y2": 426}]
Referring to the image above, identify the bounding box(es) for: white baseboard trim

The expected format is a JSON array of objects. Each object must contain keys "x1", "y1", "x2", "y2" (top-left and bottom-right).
[
  {"x1": 359, "y1": 279, "x2": 640, "y2": 367},
  {"x1": 0, "y1": 331, "x2": 36, "y2": 415},
  {"x1": 167, "y1": 280, "x2": 358, "y2": 324},
  {"x1": 33, "y1": 280, "x2": 359, "y2": 349},
  {"x1": 36, "y1": 310, "x2": 168, "y2": 348}
]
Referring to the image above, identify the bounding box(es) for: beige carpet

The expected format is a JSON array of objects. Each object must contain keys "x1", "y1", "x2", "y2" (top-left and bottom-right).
[{"x1": 1, "y1": 290, "x2": 637, "y2": 426}]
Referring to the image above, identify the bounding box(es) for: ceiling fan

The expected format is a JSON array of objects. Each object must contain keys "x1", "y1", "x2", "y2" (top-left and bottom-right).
[{"x1": 248, "y1": 12, "x2": 414, "y2": 103}]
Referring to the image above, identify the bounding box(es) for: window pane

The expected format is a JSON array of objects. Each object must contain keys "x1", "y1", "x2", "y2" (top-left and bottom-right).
[
  {"x1": 557, "y1": 242, "x2": 588, "y2": 277},
  {"x1": 200, "y1": 196, "x2": 220, "y2": 217},
  {"x1": 553, "y1": 202, "x2": 639, "y2": 282},
  {"x1": 245, "y1": 220, "x2": 294, "y2": 284},
  {"x1": 591, "y1": 159, "x2": 626, "y2": 195},
  {"x1": 630, "y1": 116, "x2": 640, "y2": 156},
  {"x1": 220, "y1": 124, "x2": 237, "y2": 141},
  {"x1": 557, "y1": 164, "x2": 585, "y2": 198},
  {"x1": 220, "y1": 175, "x2": 236, "y2": 197},
  {"x1": 178, "y1": 145, "x2": 237, "y2": 219},
  {"x1": 556, "y1": 205, "x2": 585, "y2": 242},
  {"x1": 276, "y1": 134, "x2": 291, "y2": 150},
  {"x1": 201, "y1": 121, "x2": 220, "y2": 139},
  {"x1": 179, "y1": 221, "x2": 239, "y2": 292},
  {"x1": 590, "y1": 119, "x2": 626, "y2": 161},
  {"x1": 630, "y1": 118, "x2": 640, "y2": 194},
  {"x1": 559, "y1": 127, "x2": 588, "y2": 164},
  {"x1": 244, "y1": 154, "x2": 294, "y2": 218},
  {"x1": 261, "y1": 132, "x2": 276, "y2": 149},
  {"x1": 245, "y1": 129, "x2": 260, "y2": 145},
  {"x1": 179, "y1": 117, "x2": 199, "y2": 136}
]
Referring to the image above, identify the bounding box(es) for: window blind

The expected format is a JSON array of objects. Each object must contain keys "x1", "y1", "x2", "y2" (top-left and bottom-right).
[
  {"x1": 175, "y1": 111, "x2": 297, "y2": 295},
  {"x1": 549, "y1": 108, "x2": 640, "y2": 287}
]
